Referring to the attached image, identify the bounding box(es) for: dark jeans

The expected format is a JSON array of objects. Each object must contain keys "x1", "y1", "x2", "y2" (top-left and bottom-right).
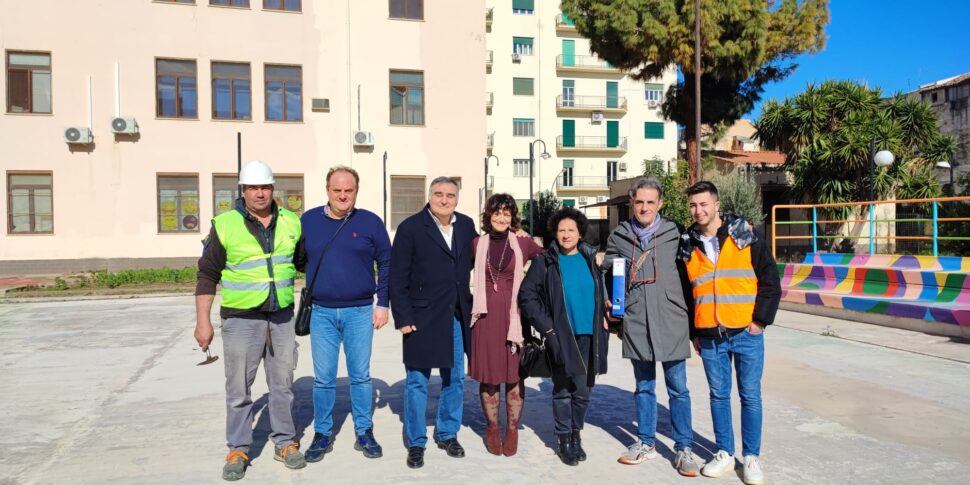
[{"x1": 551, "y1": 334, "x2": 593, "y2": 435}]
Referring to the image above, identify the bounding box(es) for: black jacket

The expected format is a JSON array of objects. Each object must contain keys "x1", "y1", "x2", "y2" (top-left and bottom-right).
[
  {"x1": 389, "y1": 205, "x2": 478, "y2": 369},
  {"x1": 519, "y1": 241, "x2": 608, "y2": 383},
  {"x1": 680, "y1": 213, "x2": 781, "y2": 338}
]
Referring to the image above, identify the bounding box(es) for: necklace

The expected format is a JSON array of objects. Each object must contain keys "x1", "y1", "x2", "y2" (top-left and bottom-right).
[{"x1": 486, "y1": 238, "x2": 510, "y2": 292}]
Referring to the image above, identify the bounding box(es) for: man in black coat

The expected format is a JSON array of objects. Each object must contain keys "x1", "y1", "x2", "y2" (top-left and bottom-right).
[{"x1": 390, "y1": 176, "x2": 477, "y2": 469}]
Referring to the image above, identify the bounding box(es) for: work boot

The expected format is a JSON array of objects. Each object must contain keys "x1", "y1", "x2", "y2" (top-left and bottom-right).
[
  {"x1": 274, "y1": 442, "x2": 306, "y2": 469},
  {"x1": 557, "y1": 433, "x2": 579, "y2": 466},
  {"x1": 571, "y1": 429, "x2": 586, "y2": 461}
]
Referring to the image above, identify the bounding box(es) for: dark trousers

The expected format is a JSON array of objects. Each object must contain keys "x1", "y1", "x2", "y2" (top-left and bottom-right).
[{"x1": 551, "y1": 334, "x2": 593, "y2": 435}]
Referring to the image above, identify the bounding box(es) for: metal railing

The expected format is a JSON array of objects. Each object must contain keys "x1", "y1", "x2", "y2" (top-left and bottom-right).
[
  {"x1": 557, "y1": 175, "x2": 607, "y2": 189},
  {"x1": 771, "y1": 196, "x2": 970, "y2": 260},
  {"x1": 556, "y1": 94, "x2": 627, "y2": 110},
  {"x1": 556, "y1": 54, "x2": 618, "y2": 70},
  {"x1": 556, "y1": 135, "x2": 628, "y2": 150}
]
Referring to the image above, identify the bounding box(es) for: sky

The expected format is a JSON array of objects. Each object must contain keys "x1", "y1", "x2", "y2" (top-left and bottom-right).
[{"x1": 747, "y1": 0, "x2": 970, "y2": 120}]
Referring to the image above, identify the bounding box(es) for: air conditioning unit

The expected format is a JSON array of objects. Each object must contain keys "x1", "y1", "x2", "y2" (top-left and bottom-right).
[
  {"x1": 597, "y1": 196, "x2": 608, "y2": 203},
  {"x1": 110, "y1": 116, "x2": 138, "y2": 134},
  {"x1": 578, "y1": 196, "x2": 589, "y2": 205},
  {"x1": 511, "y1": 52, "x2": 522, "y2": 62},
  {"x1": 618, "y1": 162, "x2": 628, "y2": 172},
  {"x1": 353, "y1": 130, "x2": 374, "y2": 147},
  {"x1": 64, "y1": 127, "x2": 92, "y2": 144},
  {"x1": 311, "y1": 98, "x2": 330, "y2": 112},
  {"x1": 648, "y1": 100, "x2": 660, "y2": 108},
  {"x1": 591, "y1": 111, "x2": 604, "y2": 122}
]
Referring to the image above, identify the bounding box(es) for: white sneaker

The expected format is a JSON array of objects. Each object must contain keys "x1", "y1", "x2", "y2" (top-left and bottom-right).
[
  {"x1": 701, "y1": 450, "x2": 735, "y2": 477},
  {"x1": 743, "y1": 455, "x2": 764, "y2": 485}
]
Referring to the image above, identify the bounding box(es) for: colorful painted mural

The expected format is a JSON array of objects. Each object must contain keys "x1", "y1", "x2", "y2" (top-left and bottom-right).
[{"x1": 779, "y1": 253, "x2": 970, "y2": 326}]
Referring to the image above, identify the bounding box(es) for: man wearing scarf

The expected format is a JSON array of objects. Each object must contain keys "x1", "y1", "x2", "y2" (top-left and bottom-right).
[{"x1": 602, "y1": 177, "x2": 701, "y2": 476}]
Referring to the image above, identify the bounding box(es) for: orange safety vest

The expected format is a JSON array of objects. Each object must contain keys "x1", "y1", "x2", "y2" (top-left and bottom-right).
[{"x1": 685, "y1": 235, "x2": 758, "y2": 329}]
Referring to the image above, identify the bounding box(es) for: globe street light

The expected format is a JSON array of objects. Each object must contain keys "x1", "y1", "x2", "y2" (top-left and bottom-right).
[
  {"x1": 936, "y1": 160, "x2": 954, "y2": 195},
  {"x1": 483, "y1": 154, "x2": 499, "y2": 209},
  {"x1": 869, "y1": 137, "x2": 895, "y2": 202},
  {"x1": 529, "y1": 139, "x2": 551, "y2": 234}
]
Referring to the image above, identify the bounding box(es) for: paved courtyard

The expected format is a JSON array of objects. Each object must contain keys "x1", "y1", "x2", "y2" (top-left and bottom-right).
[{"x1": 1, "y1": 296, "x2": 968, "y2": 484}]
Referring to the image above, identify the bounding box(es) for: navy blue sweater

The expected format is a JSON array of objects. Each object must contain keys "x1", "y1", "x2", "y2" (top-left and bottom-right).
[{"x1": 301, "y1": 206, "x2": 391, "y2": 308}]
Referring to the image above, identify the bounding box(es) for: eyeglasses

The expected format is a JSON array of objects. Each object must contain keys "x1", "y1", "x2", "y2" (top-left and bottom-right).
[{"x1": 627, "y1": 243, "x2": 657, "y2": 286}]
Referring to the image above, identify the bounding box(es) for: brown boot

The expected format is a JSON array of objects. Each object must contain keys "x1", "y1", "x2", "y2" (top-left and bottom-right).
[
  {"x1": 480, "y1": 384, "x2": 503, "y2": 455},
  {"x1": 504, "y1": 381, "x2": 524, "y2": 456}
]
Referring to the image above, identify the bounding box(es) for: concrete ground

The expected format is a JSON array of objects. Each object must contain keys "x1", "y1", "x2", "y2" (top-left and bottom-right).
[{"x1": 1, "y1": 297, "x2": 968, "y2": 484}]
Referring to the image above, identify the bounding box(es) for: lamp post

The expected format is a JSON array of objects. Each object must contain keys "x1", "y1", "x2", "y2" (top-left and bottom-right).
[
  {"x1": 868, "y1": 137, "x2": 894, "y2": 254},
  {"x1": 936, "y1": 160, "x2": 954, "y2": 195},
  {"x1": 528, "y1": 139, "x2": 551, "y2": 234},
  {"x1": 483, "y1": 154, "x2": 499, "y2": 209}
]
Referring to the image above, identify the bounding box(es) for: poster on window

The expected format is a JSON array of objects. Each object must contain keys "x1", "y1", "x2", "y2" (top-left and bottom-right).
[
  {"x1": 215, "y1": 190, "x2": 234, "y2": 215},
  {"x1": 159, "y1": 190, "x2": 179, "y2": 215},
  {"x1": 285, "y1": 193, "x2": 303, "y2": 212},
  {"x1": 161, "y1": 215, "x2": 178, "y2": 231}
]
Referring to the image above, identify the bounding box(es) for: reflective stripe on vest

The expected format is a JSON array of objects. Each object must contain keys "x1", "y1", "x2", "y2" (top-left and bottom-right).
[
  {"x1": 685, "y1": 236, "x2": 757, "y2": 329},
  {"x1": 213, "y1": 208, "x2": 301, "y2": 310}
]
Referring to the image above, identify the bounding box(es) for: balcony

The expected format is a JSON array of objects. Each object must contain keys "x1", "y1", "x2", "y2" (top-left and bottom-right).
[
  {"x1": 487, "y1": 132, "x2": 494, "y2": 150},
  {"x1": 555, "y1": 13, "x2": 576, "y2": 32},
  {"x1": 556, "y1": 95, "x2": 627, "y2": 114},
  {"x1": 486, "y1": 92, "x2": 494, "y2": 111},
  {"x1": 556, "y1": 175, "x2": 608, "y2": 192},
  {"x1": 486, "y1": 7, "x2": 493, "y2": 28},
  {"x1": 486, "y1": 50, "x2": 493, "y2": 69},
  {"x1": 557, "y1": 135, "x2": 628, "y2": 154},
  {"x1": 556, "y1": 54, "x2": 623, "y2": 74}
]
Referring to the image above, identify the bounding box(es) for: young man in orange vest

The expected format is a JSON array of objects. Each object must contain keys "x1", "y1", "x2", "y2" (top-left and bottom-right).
[{"x1": 680, "y1": 181, "x2": 780, "y2": 485}]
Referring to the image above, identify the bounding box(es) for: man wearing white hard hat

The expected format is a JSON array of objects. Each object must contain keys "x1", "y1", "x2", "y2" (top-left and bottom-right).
[{"x1": 195, "y1": 160, "x2": 307, "y2": 480}]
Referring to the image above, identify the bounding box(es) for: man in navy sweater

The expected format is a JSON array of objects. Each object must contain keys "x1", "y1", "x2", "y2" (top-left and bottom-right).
[{"x1": 300, "y1": 166, "x2": 392, "y2": 463}]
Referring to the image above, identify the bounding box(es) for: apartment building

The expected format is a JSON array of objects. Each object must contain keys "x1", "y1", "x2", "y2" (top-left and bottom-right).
[
  {"x1": 484, "y1": 0, "x2": 677, "y2": 226},
  {"x1": 0, "y1": 0, "x2": 485, "y2": 274}
]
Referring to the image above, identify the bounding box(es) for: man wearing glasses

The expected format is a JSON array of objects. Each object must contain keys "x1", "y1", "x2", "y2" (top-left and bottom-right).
[{"x1": 602, "y1": 177, "x2": 701, "y2": 476}]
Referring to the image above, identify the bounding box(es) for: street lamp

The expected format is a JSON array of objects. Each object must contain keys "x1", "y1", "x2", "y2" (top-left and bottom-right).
[
  {"x1": 869, "y1": 137, "x2": 895, "y2": 202},
  {"x1": 483, "y1": 154, "x2": 499, "y2": 207},
  {"x1": 936, "y1": 160, "x2": 954, "y2": 195},
  {"x1": 528, "y1": 139, "x2": 551, "y2": 234}
]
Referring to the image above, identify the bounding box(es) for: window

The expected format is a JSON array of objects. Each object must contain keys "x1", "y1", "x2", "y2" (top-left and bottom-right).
[
  {"x1": 390, "y1": 176, "x2": 426, "y2": 229},
  {"x1": 946, "y1": 83, "x2": 970, "y2": 101},
  {"x1": 265, "y1": 64, "x2": 302, "y2": 121},
  {"x1": 210, "y1": 0, "x2": 249, "y2": 6},
  {"x1": 512, "y1": 37, "x2": 534, "y2": 56},
  {"x1": 931, "y1": 92, "x2": 938, "y2": 103},
  {"x1": 644, "y1": 122, "x2": 665, "y2": 139},
  {"x1": 562, "y1": 80, "x2": 575, "y2": 107},
  {"x1": 263, "y1": 0, "x2": 300, "y2": 11},
  {"x1": 156, "y1": 58, "x2": 197, "y2": 118},
  {"x1": 389, "y1": 0, "x2": 423, "y2": 20},
  {"x1": 607, "y1": 161, "x2": 618, "y2": 183},
  {"x1": 561, "y1": 161, "x2": 574, "y2": 187},
  {"x1": 512, "y1": 77, "x2": 534, "y2": 96},
  {"x1": 157, "y1": 175, "x2": 200, "y2": 233},
  {"x1": 512, "y1": 0, "x2": 534, "y2": 14},
  {"x1": 212, "y1": 62, "x2": 251, "y2": 120},
  {"x1": 6, "y1": 51, "x2": 51, "y2": 114},
  {"x1": 6, "y1": 172, "x2": 53, "y2": 234},
  {"x1": 562, "y1": 199, "x2": 575, "y2": 207},
  {"x1": 212, "y1": 175, "x2": 239, "y2": 216},
  {"x1": 513, "y1": 159, "x2": 531, "y2": 177},
  {"x1": 390, "y1": 70, "x2": 424, "y2": 125},
  {"x1": 645, "y1": 83, "x2": 663, "y2": 102},
  {"x1": 513, "y1": 118, "x2": 534, "y2": 137},
  {"x1": 158, "y1": 0, "x2": 195, "y2": 3}
]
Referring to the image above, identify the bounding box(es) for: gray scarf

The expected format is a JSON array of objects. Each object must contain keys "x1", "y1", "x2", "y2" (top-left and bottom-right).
[{"x1": 630, "y1": 215, "x2": 662, "y2": 248}]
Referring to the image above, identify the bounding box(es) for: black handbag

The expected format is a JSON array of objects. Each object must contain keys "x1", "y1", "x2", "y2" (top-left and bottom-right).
[
  {"x1": 519, "y1": 330, "x2": 553, "y2": 378},
  {"x1": 294, "y1": 212, "x2": 351, "y2": 336}
]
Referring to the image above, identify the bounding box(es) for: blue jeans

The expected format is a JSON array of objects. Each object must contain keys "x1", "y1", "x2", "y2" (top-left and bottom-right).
[
  {"x1": 699, "y1": 329, "x2": 765, "y2": 457},
  {"x1": 631, "y1": 359, "x2": 693, "y2": 451},
  {"x1": 403, "y1": 318, "x2": 464, "y2": 448},
  {"x1": 310, "y1": 304, "x2": 374, "y2": 436}
]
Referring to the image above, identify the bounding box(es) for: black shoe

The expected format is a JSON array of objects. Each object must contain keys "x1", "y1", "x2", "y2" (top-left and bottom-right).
[
  {"x1": 557, "y1": 433, "x2": 579, "y2": 466},
  {"x1": 572, "y1": 429, "x2": 586, "y2": 462},
  {"x1": 304, "y1": 433, "x2": 334, "y2": 463},
  {"x1": 406, "y1": 446, "x2": 425, "y2": 469},
  {"x1": 434, "y1": 437, "x2": 466, "y2": 458},
  {"x1": 354, "y1": 428, "x2": 383, "y2": 458}
]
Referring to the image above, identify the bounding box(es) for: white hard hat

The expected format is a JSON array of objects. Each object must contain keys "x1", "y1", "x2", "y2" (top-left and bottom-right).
[{"x1": 238, "y1": 160, "x2": 275, "y2": 186}]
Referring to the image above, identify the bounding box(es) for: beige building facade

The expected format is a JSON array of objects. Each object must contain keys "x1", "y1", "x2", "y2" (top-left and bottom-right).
[
  {"x1": 484, "y1": 0, "x2": 677, "y2": 223},
  {"x1": 1, "y1": 0, "x2": 485, "y2": 274}
]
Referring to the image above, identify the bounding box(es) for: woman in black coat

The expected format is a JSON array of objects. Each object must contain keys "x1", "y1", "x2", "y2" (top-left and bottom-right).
[{"x1": 518, "y1": 207, "x2": 609, "y2": 466}]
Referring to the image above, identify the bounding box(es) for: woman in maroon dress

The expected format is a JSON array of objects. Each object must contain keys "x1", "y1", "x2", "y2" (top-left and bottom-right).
[{"x1": 470, "y1": 193, "x2": 543, "y2": 457}]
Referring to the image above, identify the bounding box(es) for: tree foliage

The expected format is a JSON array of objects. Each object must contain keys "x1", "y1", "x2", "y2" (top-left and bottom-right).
[
  {"x1": 562, "y1": 0, "x2": 830, "y2": 180},
  {"x1": 643, "y1": 158, "x2": 692, "y2": 227},
  {"x1": 522, "y1": 190, "x2": 562, "y2": 245},
  {"x1": 711, "y1": 173, "x2": 765, "y2": 226},
  {"x1": 755, "y1": 80, "x2": 955, "y2": 207}
]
